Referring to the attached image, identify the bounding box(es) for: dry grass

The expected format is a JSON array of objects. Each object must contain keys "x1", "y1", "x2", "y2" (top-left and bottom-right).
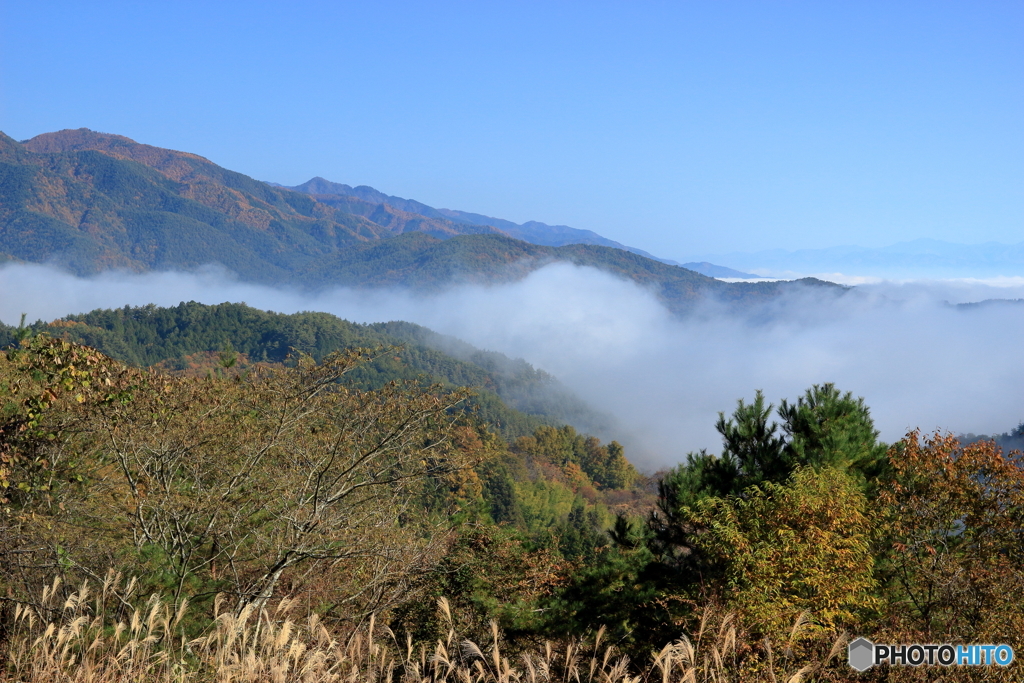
[
  {"x1": 2, "y1": 573, "x2": 192, "y2": 683},
  {"x1": 0, "y1": 576, "x2": 846, "y2": 682}
]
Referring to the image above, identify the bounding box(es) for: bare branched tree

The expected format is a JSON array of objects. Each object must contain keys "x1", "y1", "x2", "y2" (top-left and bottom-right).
[{"x1": 3, "y1": 341, "x2": 475, "y2": 618}]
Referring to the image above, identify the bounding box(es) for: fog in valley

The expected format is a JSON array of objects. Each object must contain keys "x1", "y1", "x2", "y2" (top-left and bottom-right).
[{"x1": 2, "y1": 262, "x2": 1022, "y2": 470}]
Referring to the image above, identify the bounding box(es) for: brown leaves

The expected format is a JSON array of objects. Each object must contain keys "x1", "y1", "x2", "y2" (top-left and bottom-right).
[
  {"x1": 875, "y1": 430, "x2": 1024, "y2": 646},
  {"x1": 0, "y1": 335, "x2": 132, "y2": 506},
  {"x1": 2, "y1": 340, "x2": 481, "y2": 621}
]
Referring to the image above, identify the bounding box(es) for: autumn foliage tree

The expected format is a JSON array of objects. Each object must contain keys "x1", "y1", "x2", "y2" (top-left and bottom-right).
[
  {"x1": 0, "y1": 336, "x2": 121, "y2": 510},
  {"x1": 1, "y1": 337, "x2": 480, "y2": 623},
  {"x1": 687, "y1": 466, "x2": 877, "y2": 637},
  {"x1": 512, "y1": 425, "x2": 637, "y2": 490},
  {"x1": 875, "y1": 431, "x2": 1024, "y2": 648}
]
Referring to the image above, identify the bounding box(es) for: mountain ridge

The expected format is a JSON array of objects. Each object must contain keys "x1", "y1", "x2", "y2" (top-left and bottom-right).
[
  {"x1": 284, "y1": 176, "x2": 683, "y2": 265},
  {"x1": 0, "y1": 129, "x2": 843, "y2": 312},
  {"x1": 296, "y1": 231, "x2": 845, "y2": 315}
]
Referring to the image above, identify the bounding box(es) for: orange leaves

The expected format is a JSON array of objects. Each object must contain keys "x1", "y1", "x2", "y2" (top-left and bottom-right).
[{"x1": 875, "y1": 430, "x2": 1024, "y2": 646}]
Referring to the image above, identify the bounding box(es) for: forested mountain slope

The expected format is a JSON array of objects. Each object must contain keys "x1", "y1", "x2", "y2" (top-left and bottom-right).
[
  {"x1": 0, "y1": 129, "x2": 502, "y2": 280},
  {"x1": 299, "y1": 231, "x2": 845, "y2": 314},
  {"x1": 1, "y1": 129, "x2": 844, "y2": 311},
  {"x1": 0, "y1": 301, "x2": 605, "y2": 440},
  {"x1": 286, "y1": 175, "x2": 674, "y2": 261}
]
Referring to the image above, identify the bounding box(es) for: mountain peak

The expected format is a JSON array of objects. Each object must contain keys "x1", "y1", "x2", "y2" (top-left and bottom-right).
[
  {"x1": 22, "y1": 128, "x2": 139, "y2": 153},
  {"x1": 22, "y1": 128, "x2": 211, "y2": 168}
]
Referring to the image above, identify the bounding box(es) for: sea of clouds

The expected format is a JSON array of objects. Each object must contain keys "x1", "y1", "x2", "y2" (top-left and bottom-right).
[{"x1": 2, "y1": 262, "x2": 1023, "y2": 470}]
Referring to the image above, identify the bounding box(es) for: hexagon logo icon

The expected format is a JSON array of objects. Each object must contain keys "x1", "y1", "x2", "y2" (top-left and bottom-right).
[{"x1": 848, "y1": 637, "x2": 875, "y2": 671}]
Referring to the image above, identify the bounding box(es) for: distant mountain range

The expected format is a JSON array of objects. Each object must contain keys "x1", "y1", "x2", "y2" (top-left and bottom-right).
[
  {"x1": 706, "y1": 239, "x2": 1024, "y2": 279},
  {"x1": 677, "y1": 261, "x2": 765, "y2": 279},
  {"x1": 0, "y1": 128, "x2": 827, "y2": 312},
  {"x1": 279, "y1": 176, "x2": 672, "y2": 260},
  {"x1": 276, "y1": 177, "x2": 765, "y2": 280},
  {"x1": 292, "y1": 231, "x2": 829, "y2": 315}
]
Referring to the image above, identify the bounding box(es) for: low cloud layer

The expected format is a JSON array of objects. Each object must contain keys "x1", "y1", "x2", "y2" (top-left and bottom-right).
[{"x1": 2, "y1": 262, "x2": 1023, "y2": 470}]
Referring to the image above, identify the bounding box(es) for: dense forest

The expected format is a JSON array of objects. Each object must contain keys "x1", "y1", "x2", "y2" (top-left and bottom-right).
[
  {"x1": 0, "y1": 302, "x2": 607, "y2": 441},
  {"x1": 1, "y1": 305, "x2": 1023, "y2": 681}
]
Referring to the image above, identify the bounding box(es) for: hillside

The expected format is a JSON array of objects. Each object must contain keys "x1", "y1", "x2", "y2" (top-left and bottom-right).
[
  {"x1": 0, "y1": 129, "x2": 845, "y2": 311},
  {"x1": 0, "y1": 331, "x2": 648, "y2": 668},
  {"x1": 5, "y1": 328, "x2": 1021, "y2": 680},
  {"x1": 0, "y1": 129, "x2": 500, "y2": 280},
  {"x1": 299, "y1": 231, "x2": 844, "y2": 314},
  {"x1": 0, "y1": 301, "x2": 607, "y2": 440},
  {"x1": 286, "y1": 176, "x2": 675, "y2": 261}
]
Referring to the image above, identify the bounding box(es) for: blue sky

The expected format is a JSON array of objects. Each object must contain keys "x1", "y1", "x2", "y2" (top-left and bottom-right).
[{"x1": 2, "y1": 1, "x2": 1021, "y2": 261}]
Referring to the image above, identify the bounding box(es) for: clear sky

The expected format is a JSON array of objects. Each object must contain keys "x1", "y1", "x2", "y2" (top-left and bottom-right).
[{"x1": 2, "y1": 1, "x2": 1021, "y2": 261}]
